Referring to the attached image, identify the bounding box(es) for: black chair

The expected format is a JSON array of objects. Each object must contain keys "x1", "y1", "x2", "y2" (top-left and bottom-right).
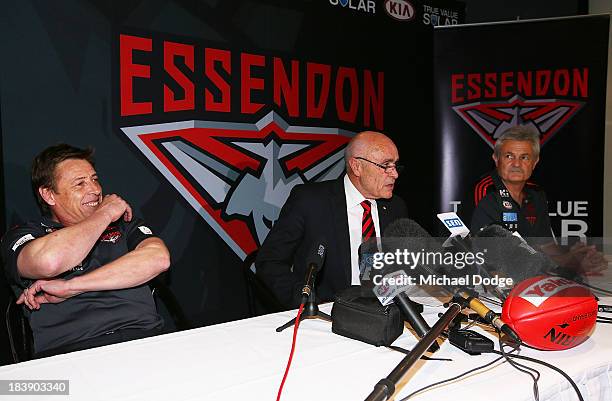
[
  {"x1": 2, "y1": 277, "x2": 191, "y2": 364},
  {"x1": 242, "y1": 251, "x2": 285, "y2": 316},
  {"x1": 5, "y1": 292, "x2": 33, "y2": 363},
  {"x1": 150, "y1": 275, "x2": 192, "y2": 331}
]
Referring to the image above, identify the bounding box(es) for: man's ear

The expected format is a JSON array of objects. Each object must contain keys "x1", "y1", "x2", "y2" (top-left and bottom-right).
[
  {"x1": 39, "y1": 186, "x2": 56, "y2": 207},
  {"x1": 533, "y1": 157, "x2": 540, "y2": 169},
  {"x1": 348, "y1": 157, "x2": 361, "y2": 177},
  {"x1": 492, "y1": 153, "x2": 498, "y2": 166}
]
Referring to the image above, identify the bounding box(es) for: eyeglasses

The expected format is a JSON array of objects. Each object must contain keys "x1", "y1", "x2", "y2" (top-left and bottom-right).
[{"x1": 354, "y1": 157, "x2": 404, "y2": 174}]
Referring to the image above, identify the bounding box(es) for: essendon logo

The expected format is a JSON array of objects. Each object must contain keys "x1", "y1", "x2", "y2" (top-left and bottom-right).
[
  {"x1": 118, "y1": 33, "x2": 384, "y2": 128},
  {"x1": 450, "y1": 68, "x2": 588, "y2": 148},
  {"x1": 115, "y1": 31, "x2": 380, "y2": 259}
]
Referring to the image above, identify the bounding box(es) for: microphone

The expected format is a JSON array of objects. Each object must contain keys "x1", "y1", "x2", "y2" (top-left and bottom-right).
[
  {"x1": 455, "y1": 290, "x2": 520, "y2": 343},
  {"x1": 378, "y1": 220, "x2": 447, "y2": 352},
  {"x1": 301, "y1": 240, "x2": 327, "y2": 302},
  {"x1": 384, "y1": 218, "x2": 521, "y2": 343},
  {"x1": 437, "y1": 213, "x2": 512, "y2": 300},
  {"x1": 472, "y1": 224, "x2": 556, "y2": 282}
]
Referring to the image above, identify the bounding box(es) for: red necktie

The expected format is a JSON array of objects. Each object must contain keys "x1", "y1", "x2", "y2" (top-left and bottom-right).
[{"x1": 361, "y1": 200, "x2": 377, "y2": 241}]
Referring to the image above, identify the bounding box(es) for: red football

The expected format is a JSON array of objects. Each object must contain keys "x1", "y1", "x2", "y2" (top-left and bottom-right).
[{"x1": 502, "y1": 275, "x2": 598, "y2": 350}]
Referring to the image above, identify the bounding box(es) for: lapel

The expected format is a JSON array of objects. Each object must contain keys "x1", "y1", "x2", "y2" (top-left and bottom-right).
[
  {"x1": 377, "y1": 198, "x2": 392, "y2": 234},
  {"x1": 330, "y1": 177, "x2": 351, "y2": 286}
]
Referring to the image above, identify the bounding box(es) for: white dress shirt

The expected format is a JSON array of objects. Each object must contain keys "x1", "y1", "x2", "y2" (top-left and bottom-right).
[{"x1": 344, "y1": 175, "x2": 381, "y2": 285}]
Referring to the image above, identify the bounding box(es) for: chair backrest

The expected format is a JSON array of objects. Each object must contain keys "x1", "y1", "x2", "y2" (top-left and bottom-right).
[
  {"x1": 242, "y1": 251, "x2": 285, "y2": 316},
  {"x1": 150, "y1": 276, "x2": 193, "y2": 331},
  {"x1": 5, "y1": 292, "x2": 33, "y2": 363}
]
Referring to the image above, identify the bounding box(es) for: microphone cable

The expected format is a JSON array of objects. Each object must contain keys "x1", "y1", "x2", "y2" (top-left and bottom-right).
[
  {"x1": 492, "y1": 321, "x2": 583, "y2": 401},
  {"x1": 495, "y1": 339, "x2": 585, "y2": 401},
  {"x1": 398, "y1": 324, "x2": 584, "y2": 401},
  {"x1": 490, "y1": 348, "x2": 585, "y2": 401},
  {"x1": 477, "y1": 294, "x2": 504, "y2": 307},
  {"x1": 397, "y1": 349, "x2": 514, "y2": 400},
  {"x1": 596, "y1": 316, "x2": 612, "y2": 324},
  {"x1": 497, "y1": 337, "x2": 541, "y2": 401},
  {"x1": 276, "y1": 303, "x2": 305, "y2": 401}
]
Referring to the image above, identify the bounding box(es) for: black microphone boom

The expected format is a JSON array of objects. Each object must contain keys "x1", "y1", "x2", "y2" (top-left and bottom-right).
[
  {"x1": 301, "y1": 241, "x2": 327, "y2": 301},
  {"x1": 276, "y1": 239, "x2": 329, "y2": 332}
]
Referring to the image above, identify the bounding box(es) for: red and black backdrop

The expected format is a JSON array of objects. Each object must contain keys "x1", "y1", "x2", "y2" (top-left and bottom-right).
[
  {"x1": 0, "y1": 1, "x2": 433, "y2": 326},
  {"x1": 434, "y1": 15, "x2": 609, "y2": 238}
]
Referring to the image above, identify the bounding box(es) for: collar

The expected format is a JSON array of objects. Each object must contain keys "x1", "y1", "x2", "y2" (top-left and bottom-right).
[
  {"x1": 491, "y1": 170, "x2": 533, "y2": 205},
  {"x1": 40, "y1": 215, "x2": 64, "y2": 229},
  {"x1": 343, "y1": 174, "x2": 371, "y2": 208}
]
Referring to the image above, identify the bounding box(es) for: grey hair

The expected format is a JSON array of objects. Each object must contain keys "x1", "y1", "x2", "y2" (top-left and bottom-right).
[{"x1": 494, "y1": 126, "x2": 540, "y2": 159}]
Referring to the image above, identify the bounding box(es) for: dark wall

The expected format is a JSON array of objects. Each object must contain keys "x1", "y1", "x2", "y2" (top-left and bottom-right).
[
  {"x1": 463, "y1": 0, "x2": 588, "y2": 23},
  {"x1": 0, "y1": 0, "x2": 433, "y2": 367}
]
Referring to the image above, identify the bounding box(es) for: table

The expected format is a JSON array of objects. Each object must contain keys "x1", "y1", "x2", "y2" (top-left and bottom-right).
[{"x1": 0, "y1": 301, "x2": 610, "y2": 401}]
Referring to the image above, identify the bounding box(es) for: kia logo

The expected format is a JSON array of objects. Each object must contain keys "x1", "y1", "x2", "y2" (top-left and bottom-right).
[{"x1": 384, "y1": 0, "x2": 415, "y2": 21}]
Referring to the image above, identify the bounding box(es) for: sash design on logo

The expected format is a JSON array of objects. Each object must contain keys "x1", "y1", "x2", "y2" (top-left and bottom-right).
[{"x1": 122, "y1": 111, "x2": 352, "y2": 259}]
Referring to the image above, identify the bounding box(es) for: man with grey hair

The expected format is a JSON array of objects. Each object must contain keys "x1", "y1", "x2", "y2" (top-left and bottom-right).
[
  {"x1": 256, "y1": 131, "x2": 408, "y2": 308},
  {"x1": 471, "y1": 126, "x2": 607, "y2": 275},
  {"x1": 471, "y1": 125, "x2": 553, "y2": 237}
]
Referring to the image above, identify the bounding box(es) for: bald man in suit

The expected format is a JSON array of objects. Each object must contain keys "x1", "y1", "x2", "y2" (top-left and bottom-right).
[{"x1": 256, "y1": 131, "x2": 408, "y2": 308}]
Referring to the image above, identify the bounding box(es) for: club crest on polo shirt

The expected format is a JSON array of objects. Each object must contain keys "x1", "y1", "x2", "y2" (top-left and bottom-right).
[{"x1": 100, "y1": 226, "x2": 122, "y2": 243}]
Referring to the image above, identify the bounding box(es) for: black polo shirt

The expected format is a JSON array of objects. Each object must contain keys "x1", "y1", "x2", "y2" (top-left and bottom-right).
[
  {"x1": 470, "y1": 171, "x2": 553, "y2": 238},
  {"x1": 1, "y1": 216, "x2": 163, "y2": 354}
]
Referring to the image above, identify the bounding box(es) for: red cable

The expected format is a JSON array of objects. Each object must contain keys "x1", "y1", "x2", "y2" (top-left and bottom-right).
[{"x1": 276, "y1": 303, "x2": 305, "y2": 401}]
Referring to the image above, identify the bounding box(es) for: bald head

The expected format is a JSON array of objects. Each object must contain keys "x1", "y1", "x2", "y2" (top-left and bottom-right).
[
  {"x1": 345, "y1": 131, "x2": 400, "y2": 199},
  {"x1": 345, "y1": 131, "x2": 396, "y2": 167}
]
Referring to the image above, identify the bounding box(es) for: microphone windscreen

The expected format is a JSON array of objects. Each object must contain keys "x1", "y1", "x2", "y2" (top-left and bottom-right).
[
  {"x1": 383, "y1": 218, "x2": 431, "y2": 238},
  {"x1": 476, "y1": 224, "x2": 513, "y2": 238},
  {"x1": 472, "y1": 225, "x2": 554, "y2": 282}
]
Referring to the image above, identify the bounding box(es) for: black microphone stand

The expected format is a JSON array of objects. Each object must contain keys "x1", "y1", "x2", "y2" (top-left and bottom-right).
[
  {"x1": 364, "y1": 302, "x2": 463, "y2": 401},
  {"x1": 276, "y1": 287, "x2": 332, "y2": 332}
]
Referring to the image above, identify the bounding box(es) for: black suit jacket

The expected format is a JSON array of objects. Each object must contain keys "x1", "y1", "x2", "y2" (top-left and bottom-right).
[{"x1": 255, "y1": 176, "x2": 408, "y2": 309}]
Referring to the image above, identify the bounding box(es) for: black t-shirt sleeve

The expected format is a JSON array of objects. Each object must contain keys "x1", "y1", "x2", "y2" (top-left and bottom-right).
[
  {"x1": 1, "y1": 223, "x2": 46, "y2": 288},
  {"x1": 123, "y1": 218, "x2": 157, "y2": 251}
]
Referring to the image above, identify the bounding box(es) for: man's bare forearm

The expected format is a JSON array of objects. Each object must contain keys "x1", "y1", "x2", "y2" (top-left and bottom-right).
[{"x1": 65, "y1": 237, "x2": 170, "y2": 295}]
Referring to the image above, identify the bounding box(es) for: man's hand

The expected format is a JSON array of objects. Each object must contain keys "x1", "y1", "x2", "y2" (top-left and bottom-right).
[
  {"x1": 551, "y1": 242, "x2": 609, "y2": 275},
  {"x1": 17, "y1": 279, "x2": 81, "y2": 310},
  {"x1": 96, "y1": 194, "x2": 133, "y2": 223}
]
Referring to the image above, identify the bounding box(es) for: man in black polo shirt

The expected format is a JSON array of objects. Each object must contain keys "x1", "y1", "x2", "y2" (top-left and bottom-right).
[
  {"x1": 1, "y1": 144, "x2": 170, "y2": 357},
  {"x1": 470, "y1": 126, "x2": 606, "y2": 274},
  {"x1": 471, "y1": 125, "x2": 552, "y2": 238}
]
